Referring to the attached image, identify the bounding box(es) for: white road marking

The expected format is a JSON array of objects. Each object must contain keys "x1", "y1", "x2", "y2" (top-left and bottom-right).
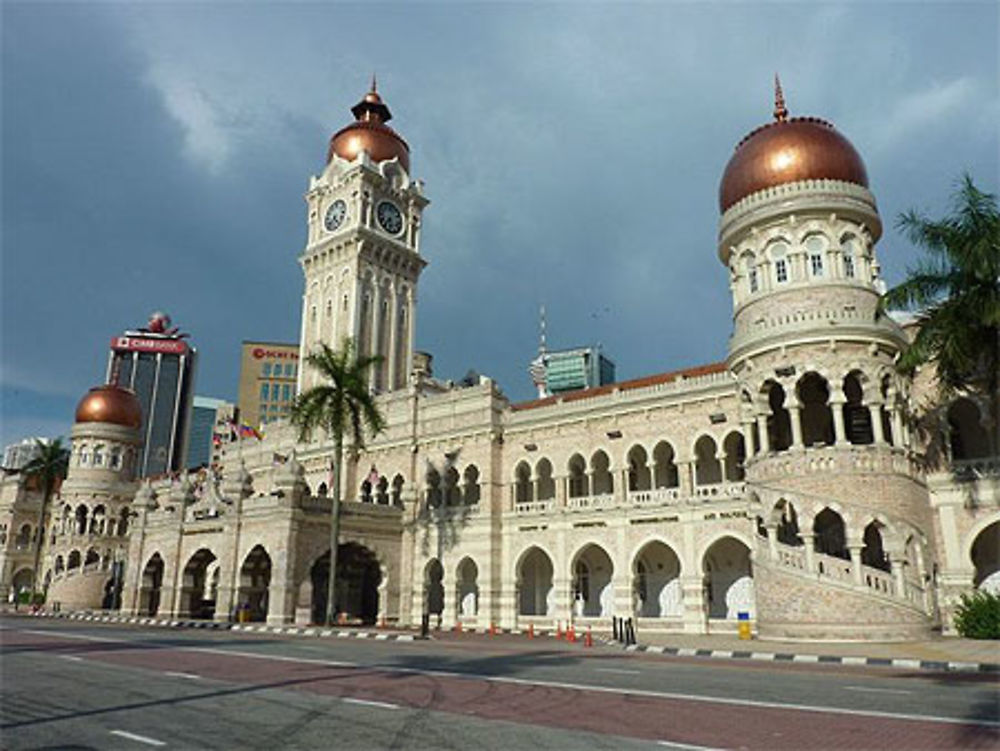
[
  {"x1": 844, "y1": 686, "x2": 913, "y2": 695},
  {"x1": 12, "y1": 624, "x2": 996, "y2": 730},
  {"x1": 164, "y1": 671, "x2": 202, "y2": 680},
  {"x1": 658, "y1": 741, "x2": 725, "y2": 751},
  {"x1": 22, "y1": 628, "x2": 117, "y2": 643},
  {"x1": 109, "y1": 730, "x2": 166, "y2": 746},
  {"x1": 59, "y1": 654, "x2": 84, "y2": 662},
  {"x1": 595, "y1": 668, "x2": 640, "y2": 675},
  {"x1": 342, "y1": 697, "x2": 399, "y2": 710}
]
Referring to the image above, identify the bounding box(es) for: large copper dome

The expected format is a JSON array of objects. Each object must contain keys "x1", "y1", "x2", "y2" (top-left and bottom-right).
[
  {"x1": 327, "y1": 80, "x2": 410, "y2": 173},
  {"x1": 75, "y1": 385, "x2": 143, "y2": 430},
  {"x1": 719, "y1": 79, "x2": 868, "y2": 212}
]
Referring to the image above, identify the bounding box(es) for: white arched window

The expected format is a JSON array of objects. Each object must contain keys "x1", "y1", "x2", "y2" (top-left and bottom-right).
[
  {"x1": 841, "y1": 236, "x2": 858, "y2": 278},
  {"x1": 769, "y1": 242, "x2": 789, "y2": 284},
  {"x1": 742, "y1": 252, "x2": 758, "y2": 294},
  {"x1": 806, "y1": 235, "x2": 825, "y2": 277}
]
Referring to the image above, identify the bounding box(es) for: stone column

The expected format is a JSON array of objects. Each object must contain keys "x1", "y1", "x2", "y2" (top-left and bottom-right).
[
  {"x1": 888, "y1": 552, "x2": 905, "y2": 599},
  {"x1": 869, "y1": 403, "x2": 886, "y2": 444},
  {"x1": 830, "y1": 399, "x2": 847, "y2": 445},
  {"x1": 766, "y1": 524, "x2": 779, "y2": 561},
  {"x1": 645, "y1": 463, "x2": 658, "y2": 496},
  {"x1": 613, "y1": 570, "x2": 634, "y2": 620},
  {"x1": 680, "y1": 574, "x2": 708, "y2": 634},
  {"x1": 891, "y1": 408, "x2": 904, "y2": 448},
  {"x1": 804, "y1": 534, "x2": 816, "y2": 573},
  {"x1": 370, "y1": 283, "x2": 384, "y2": 392},
  {"x1": 441, "y1": 570, "x2": 457, "y2": 629},
  {"x1": 789, "y1": 404, "x2": 804, "y2": 449},
  {"x1": 552, "y1": 575, "x2": 572, "y2": 629},
  {"x1": 756, "y1": 415, "x2": 771, "y2": 452},
  {"x1": 386, "y1": 286, "x2": 399, "y2": 392},
  {"x1": 741, "y1": 421, "x2": 755, "y2": 457},
  {"x1": 848, "y1": 542, "x2": 865, "y2": 586},
  {"x1": 678, "y1": 461, "x2": 694, "y2": 497}
]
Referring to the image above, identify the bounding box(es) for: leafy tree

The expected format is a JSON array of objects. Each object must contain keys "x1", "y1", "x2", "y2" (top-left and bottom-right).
[
  {"x1": 882, "y1": 175, "x2": 1000, "y2": 453},
  {"x1": 291, "y1": 339, "x2": 385, "y2": 625},
  {"x1": 23, "y1": 437, "x2": 70, "y2": 598},
  {"x1": 953, "y1": 590, "x2": 1000, "y2": 639}
]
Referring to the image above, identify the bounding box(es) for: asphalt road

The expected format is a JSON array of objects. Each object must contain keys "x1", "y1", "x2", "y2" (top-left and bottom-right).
[{"x1": 2, "y1": 616, "x2": 997, "y2": 750}]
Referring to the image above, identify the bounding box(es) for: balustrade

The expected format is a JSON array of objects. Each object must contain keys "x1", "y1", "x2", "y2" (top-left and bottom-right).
[
  {"x1": 514, "y1": 499, "x2": 554, "y2": 515},
  {"x1": 566, "y1": 493, "x2": 615, "y2": 511},
  {"x1": 628, "y1": 488, "x2": 680, "y2": 506}
]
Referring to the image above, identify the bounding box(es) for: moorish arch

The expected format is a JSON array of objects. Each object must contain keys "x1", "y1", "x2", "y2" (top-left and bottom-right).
[
  {"x1": 456, "y1": 557, "x2": 479, "y2": 617},
  {"x1": 517, "y1": 545, "x2": 554, "y2": 617},
  {"x1": 139, "y1": 553, "x2": 165, "y2": 617},
  {"x1": 632, "y1": 539, "x2": 683, "y2": 618},
  {"x1": 180, "y1": 548, "x2": 218, "y2": 619},
  {"x1": 424, "y1": 558, "x2": 444, "y2": 618},
  {"x1": 308, "y1": 543, "x2": 383, "y2": 625},
  {"x1": 970, "y1": 519, "x2": 1000, "y2": 593},
  {"x1": 238, "y1": 544, "x2": 272, "y2": 622},
  {"x1": 571, "y1": 542, "x2": 614, "y2": 617},
  {"x1": 701, "y1": 534, "x2": 754, "y2": 620}
]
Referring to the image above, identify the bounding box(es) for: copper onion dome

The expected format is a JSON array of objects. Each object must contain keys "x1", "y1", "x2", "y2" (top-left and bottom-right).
[
  {"x1": 74, "y1": 384, "x2": 143, "y2": 430},
  {"x1": 327, "y1": 76, "x2": 410, "y2": 173},
  {"x1": 719, "y1": 76, "x2": 868, "y2": 212}
]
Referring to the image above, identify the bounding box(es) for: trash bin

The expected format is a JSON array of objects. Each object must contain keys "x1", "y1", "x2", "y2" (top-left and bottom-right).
[{"x1": 737, "y1": 611, "x2": 751, "y2": 640}]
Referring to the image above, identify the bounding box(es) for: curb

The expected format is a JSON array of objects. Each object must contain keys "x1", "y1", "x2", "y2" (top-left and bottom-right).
[
  {"x1": 621, "y1": 642, "x2": 1000, "y2": 673},
  {"x1": 29, "y1": 611, "x2": 421, "y2": 642}
]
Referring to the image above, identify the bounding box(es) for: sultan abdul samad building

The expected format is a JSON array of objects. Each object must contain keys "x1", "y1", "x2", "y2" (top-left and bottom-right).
[{"x1": 3, "y1": 80, "x2": 998, "y2": 640}]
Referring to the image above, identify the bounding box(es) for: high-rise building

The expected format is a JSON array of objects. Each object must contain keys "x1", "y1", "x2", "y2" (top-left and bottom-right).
[
  {"x1": 1, "y1": 437, "x2": 47, "y2": 471},
  {"x1": 106, "y1": 312, "x2": 197, "y2": 478},
  {"x1": 186, "y1": 396, "x2": 236, "y2": 469},
  {"x1": 236, "y1": 341, "x2": 299, "y2": 429},
  {"x1": 530, "y1": 345, "x2": 615, "y2": 397}
]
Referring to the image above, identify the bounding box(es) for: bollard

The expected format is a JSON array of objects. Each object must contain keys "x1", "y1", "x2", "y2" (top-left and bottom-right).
[
  {"x1": 585, "y1": 626, "x2": 593, "y2": 648},
  {"x1": 421, "y1": 613, "x2": 430, "y2": 639},
  {"x1": 613, "y1": 616, "x2": 619, "y2": 642},
  {"x1": 528, "y1": 622, "x2": 534, "y2": 639},
  {"x1": 737, "y1": 611, "x2": 751, "y2": 641}
]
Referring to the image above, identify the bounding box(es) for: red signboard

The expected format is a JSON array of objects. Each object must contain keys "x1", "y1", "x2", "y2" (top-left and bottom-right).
[
  {"x1": 251, "y1": 347, "x2": 299, "y2": 360},
  {"x1": 111, "y1": 336, "x2": 189, "y2": 355}
]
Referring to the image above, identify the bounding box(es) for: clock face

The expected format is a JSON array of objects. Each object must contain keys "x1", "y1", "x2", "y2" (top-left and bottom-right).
[
  {"x1": 375, "y1": 201, "x2": 404, "y2": 235},
  {"x1": 324, "y1": 199, "x2": 347, "y2": 231}
]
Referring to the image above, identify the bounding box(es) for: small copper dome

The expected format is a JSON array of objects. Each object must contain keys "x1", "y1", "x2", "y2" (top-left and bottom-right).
[
  {"x1": 719, "y1": 78, "x2": 868, "y2": 212},
  {"x1": 327, "y1": 79, "x2": 410, "y2": 173},
  {"x1": 75, "y1": 385, "x2": 143, "y2": 430}
]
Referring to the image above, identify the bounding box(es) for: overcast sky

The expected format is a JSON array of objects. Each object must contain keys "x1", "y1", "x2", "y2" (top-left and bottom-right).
[{"x1": 2, "y1": 1, "x2": 997, "y2": 448}]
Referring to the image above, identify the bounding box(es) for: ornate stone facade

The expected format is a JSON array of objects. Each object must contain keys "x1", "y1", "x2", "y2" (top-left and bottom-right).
[{"x1": 2, "y1": 84, "x2": 996, "y2": 640}]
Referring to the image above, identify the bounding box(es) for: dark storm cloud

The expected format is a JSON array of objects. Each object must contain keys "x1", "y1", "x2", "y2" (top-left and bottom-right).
[{"x1": 2, "y1": 2, "x2": 997, "y2": 446}]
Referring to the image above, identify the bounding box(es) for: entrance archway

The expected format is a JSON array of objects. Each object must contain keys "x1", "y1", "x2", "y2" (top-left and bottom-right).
[
  {"x1": 456, "y1": 557, "x2": 479, "y2": 617},
  {"x1": 139, "y1": 553, "x2": 164, "y2": 616},
  {"x1": 180, "y1": 548, "x2": 217, "y2": 619},
  {"x1": 517, "y1": 546, "x2": 553, "y2": 616},
  {"x1": 634, "y1": 541, "x2": 682, "y2": 617},
  {"x1": 703, "y1": 536, "x2": 753, "y2": 619},
  {"x1": 572, "y1": 544, "x2": 614, "y2": 617},
  {"x1": 425, "y1": 558, "x2": 444, "y2": 618},
  {"x1": 310, "y1": 544, "x2": 382, "y2": 625},
  {"x1": 972, "y1": 520, "x2": 1000, "y2": 593},
  {"x1": 238, "y1": 545, "x2": 272, "y2": 622}
]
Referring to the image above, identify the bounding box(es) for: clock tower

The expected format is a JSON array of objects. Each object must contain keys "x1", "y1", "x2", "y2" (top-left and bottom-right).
[{"x1": 297, "y1": 80, "x2": 429, "y2": 394}]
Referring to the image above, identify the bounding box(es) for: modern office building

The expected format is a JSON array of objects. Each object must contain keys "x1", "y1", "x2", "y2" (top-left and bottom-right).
[
  {"x1": 537, "y1": 345, "x2": 616, "y2": 397},
  {"x1": 186, "y1": 397, "x2": 236, "y2": 469},
  {"x1": 236, "y1": 341, "x2": 299, "y2": 429},
  {"x1": 106, "y1": 312, "x2": 197, "y2": 478},
  {"x1": 2, "y1": 438, "x2": 47, "y2": 471}
]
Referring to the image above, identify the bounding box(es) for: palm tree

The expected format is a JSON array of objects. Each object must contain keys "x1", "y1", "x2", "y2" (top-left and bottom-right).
[
  {"x1": 291, "y1": 338, "x2": 385, "y2": 625},
  {"x1": 883, "y1": 174, "x2": 1000, "y2": 454},
  {"x1": 23, "y1": 437, "x2": 70, "y2": 599}
]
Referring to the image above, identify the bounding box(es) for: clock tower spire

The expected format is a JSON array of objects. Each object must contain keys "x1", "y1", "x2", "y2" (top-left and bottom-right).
[{"x1": 297, "y1": 81, "x2": 429, "y2": 395}]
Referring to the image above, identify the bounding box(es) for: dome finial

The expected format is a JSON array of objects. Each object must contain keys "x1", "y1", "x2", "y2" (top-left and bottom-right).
[
  {"x1": 774, "y1": 73, "x2": 788, "y2": 122},
  {"x1": 371, "y1": 72, "x2": 378, "y2": 93}
]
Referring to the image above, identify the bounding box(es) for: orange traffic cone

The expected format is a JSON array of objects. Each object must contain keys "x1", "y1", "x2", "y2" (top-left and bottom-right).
[
  {"x1": 567, "y1": 624, "x2": 576, "y2": 643},
  {"x1": 490, "y1": 621, "x2": 497, "y2": 637},
  {"x1": 585, "y1": 626, "x2": 593, "y2": 648},
  {"x1": 528, "y1": 623, "x2": 534, "y2": 639},
  {"x1": 456, "y1": 620, "x2": 463, "y2": 633}
]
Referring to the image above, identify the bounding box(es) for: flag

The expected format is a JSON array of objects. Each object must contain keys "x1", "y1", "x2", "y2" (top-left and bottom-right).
[{"x1": 238, "y1": 424, "x2": 262, "y2": 440}]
